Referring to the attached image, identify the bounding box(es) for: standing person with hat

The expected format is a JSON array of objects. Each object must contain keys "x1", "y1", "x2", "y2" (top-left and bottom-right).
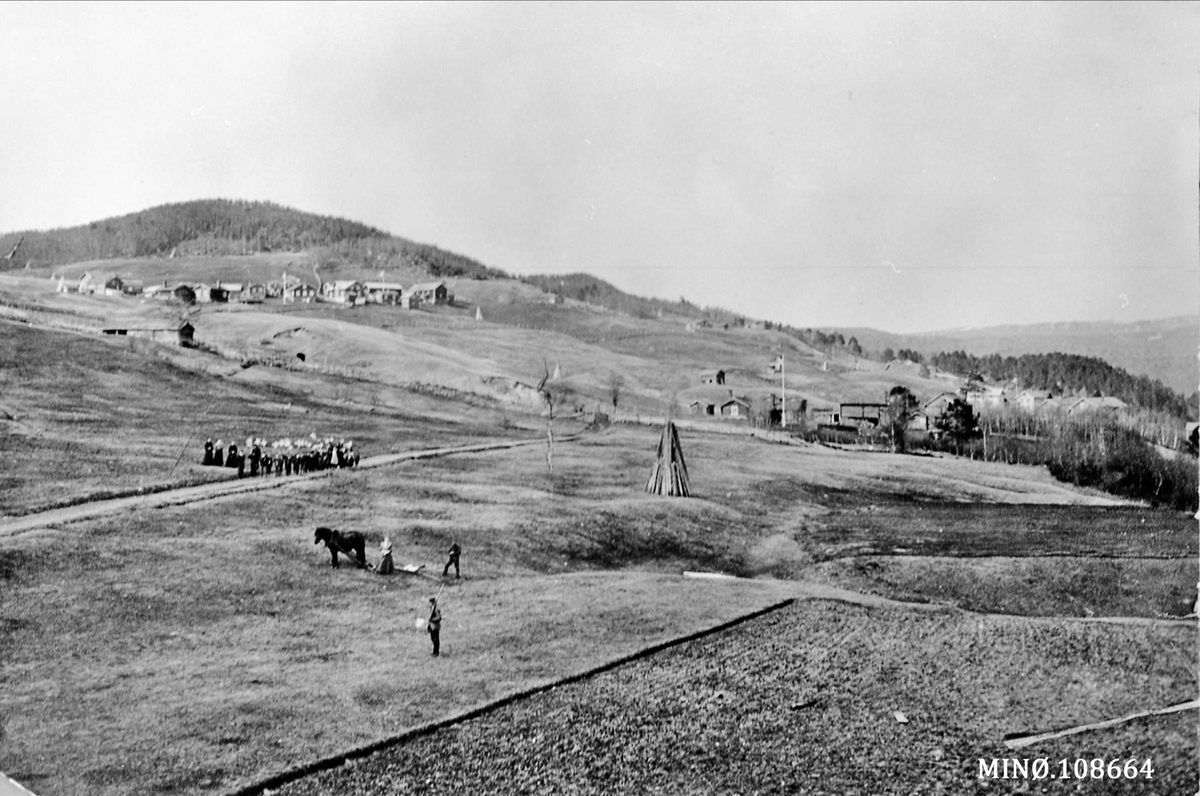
[
  {"x1": 443, "y1": 542, "x2": 461, "y2": 579},
  {"x1": 249, "y1": 438, "x2": 262, "y2": 477},
  {"x1": 427, "y1": 598, "x2": 442, "y2": 657}
]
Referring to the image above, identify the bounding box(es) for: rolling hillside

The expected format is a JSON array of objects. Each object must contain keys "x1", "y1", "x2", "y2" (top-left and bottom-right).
[{"x1": 3, "y1": 199, "x2": 1194, "y2": 409}]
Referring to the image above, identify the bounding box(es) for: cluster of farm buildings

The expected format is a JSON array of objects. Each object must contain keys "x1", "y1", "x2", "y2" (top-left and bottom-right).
[
  {"x1": 810, "y1": 387, "x2": 1129, "y2": 432},
  {"x1": 60, "y1": 272, "x2": 452, "y2": 308},
  {"x1": 687, "y1": 367, "x2": 1130, "y2": 430}
]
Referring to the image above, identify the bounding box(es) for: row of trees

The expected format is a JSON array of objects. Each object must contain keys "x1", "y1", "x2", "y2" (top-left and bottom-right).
[
  {"x1": 870, "y1": 388, "x2": 1197, "y2": 511},
  {"x1": 927, "y1": 350, "x2": 1193, "y2": 419}
]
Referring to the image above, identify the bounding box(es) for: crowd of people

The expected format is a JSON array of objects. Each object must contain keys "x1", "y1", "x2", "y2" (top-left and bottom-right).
[{"x1": 202, "y1": 434, "x2": 360, "y2": 477}]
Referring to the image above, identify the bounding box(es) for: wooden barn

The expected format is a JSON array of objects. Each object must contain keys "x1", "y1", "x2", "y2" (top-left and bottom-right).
[
  {"x1": 407, "y1": 281, "x2": 449, "y2": 306},
  {"x1": 363, "y1": 281, "x2": 403, "y2": 304},
  {"x1": 719, "y1": 396, "x2": 751, "y2": 418}
]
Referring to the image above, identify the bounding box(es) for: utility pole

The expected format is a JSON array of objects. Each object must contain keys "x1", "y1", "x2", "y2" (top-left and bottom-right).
[{"x1": 780, "y1": 353, "x2": 787, "y2": 429}]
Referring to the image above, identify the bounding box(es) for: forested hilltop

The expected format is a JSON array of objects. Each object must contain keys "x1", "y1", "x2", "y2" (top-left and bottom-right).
[
  {"x1": 926, "y1": 350, "x2": 1194, "y2": 419},
  {"x1": 0, "y1": 199, "x2": 505, "y2": 279}
]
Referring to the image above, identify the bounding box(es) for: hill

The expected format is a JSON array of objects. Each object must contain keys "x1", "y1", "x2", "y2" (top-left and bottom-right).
[
  {"x1": 842, "y1": 317, "x2": 1199, "y2": 397},
  {"x1": 0, "y1": 199, "x2": 505, "y2": 281}
]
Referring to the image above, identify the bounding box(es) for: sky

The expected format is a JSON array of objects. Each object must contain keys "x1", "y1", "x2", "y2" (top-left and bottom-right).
[{"x1": 1, "y1": 1, "x2": 1197, "y2": 333}]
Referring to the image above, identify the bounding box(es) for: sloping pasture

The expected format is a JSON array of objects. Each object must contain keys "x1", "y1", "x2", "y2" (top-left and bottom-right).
[{"x1": 0, "y1": 322, "x2": 528, "y2": 516}]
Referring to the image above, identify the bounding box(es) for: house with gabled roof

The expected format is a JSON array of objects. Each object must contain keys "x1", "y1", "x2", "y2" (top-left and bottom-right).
[
  {"x1": 322, "y1": 280, "x2": 363, "y2": 304},
  {"x1": 720, "y1": 396, "x2": 751, "y2": 418},
  {"x1": 1015, "y1": 389, "x2": 1054, "y2": 412},
  {"x1": 363, "y1": 281, "x2": 403, "y2": 305},
  {"x1": 407, "y1": 281, "x2": 448, "y2": 305}
]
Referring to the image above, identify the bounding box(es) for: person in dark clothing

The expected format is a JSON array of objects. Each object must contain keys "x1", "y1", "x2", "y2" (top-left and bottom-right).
[
  {"x1": 427, "y1": 598, "x2": 442, "y2": 656},
  {"x1": 203, "y1": 438, "x2": 213, "y2": 466},
  {"x1": 213, "y1": 440, "x2": 225, "y2": 468},
  {"x1": 226, "y1": 443, "x2": 239, "y2": 470},
  {"x1": 443, "y1": 542, "x2": 461, "y2": 579},
  {"x1": 249, "y1": 441, "x2": 261, "y2": 477}
]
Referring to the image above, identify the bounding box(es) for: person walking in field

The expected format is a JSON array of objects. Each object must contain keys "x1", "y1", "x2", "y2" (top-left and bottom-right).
[
  {"x1": 443, "y1": 542, "x2": 461, "y2": 579},
  {"x1": 249, "y1": 439, "x2": 261, "y2": 477},
  {"x1": 214, "y1": 439, "x2": 224, "y2": 468},
  {"x1": 203, "y1": 438, "x2": 213, "y2": 466},
  {"x1": 427, "y1": 597, "x2": 442, "y2": 656}
]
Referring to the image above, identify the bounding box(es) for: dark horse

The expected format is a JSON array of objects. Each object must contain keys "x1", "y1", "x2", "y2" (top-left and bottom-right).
[{"x1": 314, "y1": 526, "x2": 367, "y2": 569}]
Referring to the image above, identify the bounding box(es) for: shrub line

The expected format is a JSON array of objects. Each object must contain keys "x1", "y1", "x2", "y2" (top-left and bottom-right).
[{"x1": 223, "y1": 596, "x2": 797, "y2": 796}]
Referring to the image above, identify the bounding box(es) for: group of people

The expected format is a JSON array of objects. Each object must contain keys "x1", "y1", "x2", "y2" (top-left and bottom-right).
[
  {"x1": 202, "y1": 435, "x2": 360, "y2": 477},
  {"x1": 370, "y1": 539, "x2": 459, "y2": 657}
]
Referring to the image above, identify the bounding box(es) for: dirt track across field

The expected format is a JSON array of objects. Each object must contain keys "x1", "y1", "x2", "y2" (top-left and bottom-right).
[{"x1": 0, "y1": 436, "x2": 561, "y2": 540}]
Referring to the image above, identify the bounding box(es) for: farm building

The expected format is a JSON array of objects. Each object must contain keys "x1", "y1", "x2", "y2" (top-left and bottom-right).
[
  {"x1": 839, "y1": 402, "x2": 888, "y2": 426},
  {"x1": 922, "y1": 391, "x2": 959, "y2": 420},
  {"x1": 1035, "y1": 397, "x2": 1067, "y2": 415},
  {"x1": 246, "y1": 284, "x2": 267, "y2": 302},
  {"x1": 265, "y1": 281, "x2": 283, "y2": 298},
  {"x1": 217, "y1": 282, "x2": 244, "y2": 302},
  {"x1": 322, "y1": 280, "x2": 364, "y2": 304},
  {"x1": 1067, "y1": 396, "x2": 1127, "y2": 415},
  {"x1": 699, "y1": 369, "x2": 726, "y2": 385},
  {"x1": 101, "y1": 322, "x2": 194, "y2": 346},
  {"x1": 1015, "y1": 389, "x2": 1054, "y2": 411},
  {"x1": 719, "y1": 396, "x2": 751, "y2": 418},
  {"x1": 810, "y1": 407, "x2": 840, "y2": 426},
  {"x1": 103, "y1": 277, "x2": 124, "y2": 296},
  {"x1": 173, "y1": 285, "x2": 196, "y2": 304},
  {"x1": 143, "y1": 284, "x2": 171, "y2": 299},
  {"x1": 120, "y1": 281, "x2": 143, "y2": 296},
  {"x1": 284, "y1": 282, "x2": 317, "y2": 302},
  {"x1": 689, "y1": 399, "x2": 716, "y2": 416},
  {"x1": 408, "y1": 281, "x2": 449, "y2": 306},
  {"x1": 77, "y1": 272, "x2": 96, "y2": 294},
  {"x1": 965, "y1": 386, "x2": 1008, "y2": 409},
  {"x1": 363, "y1": 282, "x2": 403, "y2": 304}
]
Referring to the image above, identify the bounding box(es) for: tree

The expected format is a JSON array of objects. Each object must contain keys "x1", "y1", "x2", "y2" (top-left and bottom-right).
[
  {"x1": 609, "y1": 372, "x2": 624, "y2": 412},
  {"x1": 885, "y1": 386, "x2": 918, "y2": 453},
  {"x1": 881, "y1": 347, "x2": 895, "y2": 362},
  {"x1": 936, "y1": 398, "x2": 979, "y2": 450}
]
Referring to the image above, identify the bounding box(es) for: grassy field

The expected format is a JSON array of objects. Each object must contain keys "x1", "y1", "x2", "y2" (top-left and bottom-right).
[
  {"x1": 1, "y1": 276, "x2": 1196, "y2": 796},
  {"x1": 2, "y1": 419, "x2": 1194, "y2": 795},
  {"x1": 0, "y1": 321, "x2": 534, "y2": 516},
  {"x1": 272, "y1": 601, "x2": 1196, "y2": 795}
]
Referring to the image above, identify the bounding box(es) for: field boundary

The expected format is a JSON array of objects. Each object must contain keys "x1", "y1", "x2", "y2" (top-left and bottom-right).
[
  {"x1": 1004, "y1": 699, "x2": 1200, "y2": 749},
  {"x1": 223, "y1": 597, "x2": 797, "y2": 796}
]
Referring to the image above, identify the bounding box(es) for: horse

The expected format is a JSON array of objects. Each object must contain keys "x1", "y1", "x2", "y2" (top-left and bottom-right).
[{"x1": 314, "y1": 526, "x2": 367, "y2": 569}]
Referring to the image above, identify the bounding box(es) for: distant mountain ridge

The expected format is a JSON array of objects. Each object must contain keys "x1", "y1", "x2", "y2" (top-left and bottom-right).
[{"x1": 841, "y1": 317, "x2": 1199, "y2": 397}]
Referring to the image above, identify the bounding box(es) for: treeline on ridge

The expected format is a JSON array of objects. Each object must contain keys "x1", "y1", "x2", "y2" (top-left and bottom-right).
[
  {"x1": 519, "y1": 273, "x2": 736, "y2": 322},
  {"x1": 926, "y1": 350, "x2": 1193, "y2": 419},
  {"x1": 0, "y1": 199, "x2": 506, "y2": 280}
]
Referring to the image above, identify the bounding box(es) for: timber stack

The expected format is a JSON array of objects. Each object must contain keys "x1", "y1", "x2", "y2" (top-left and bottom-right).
[{"x1": 645, "y1": 420, "x2": 691, "y2": 497}]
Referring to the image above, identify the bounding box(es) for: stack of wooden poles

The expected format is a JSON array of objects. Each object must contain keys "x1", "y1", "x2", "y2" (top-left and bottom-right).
[{"x1": 645, "y1": 420, "x2": 691, "y2": 497}]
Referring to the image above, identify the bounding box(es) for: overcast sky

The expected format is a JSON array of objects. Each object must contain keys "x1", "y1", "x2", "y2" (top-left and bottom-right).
[{"x1": 2, "y1": 2, "x2": 1196, "y2": 333}]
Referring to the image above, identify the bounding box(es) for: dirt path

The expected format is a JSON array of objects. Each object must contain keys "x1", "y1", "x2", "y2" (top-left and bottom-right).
[{"x1": 0, "y1": 436, "x2": 560, "y2": 539}]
